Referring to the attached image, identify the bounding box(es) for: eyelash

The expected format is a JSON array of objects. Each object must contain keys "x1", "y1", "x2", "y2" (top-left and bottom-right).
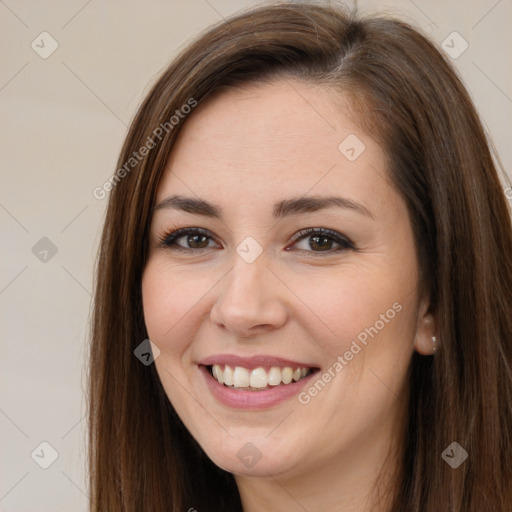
[{"x1": 157, "y1": 227, "x2": 356, "y2": 255}]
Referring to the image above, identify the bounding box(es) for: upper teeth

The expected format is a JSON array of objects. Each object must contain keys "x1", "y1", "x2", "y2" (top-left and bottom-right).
[{"x1": 211, "y1": 364, "x2": 310, "y2": 389}]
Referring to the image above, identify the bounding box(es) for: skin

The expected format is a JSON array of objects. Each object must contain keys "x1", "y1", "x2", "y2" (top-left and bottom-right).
[{"x1": 142, "y1": 78, "x2": 436, "y2": 512}]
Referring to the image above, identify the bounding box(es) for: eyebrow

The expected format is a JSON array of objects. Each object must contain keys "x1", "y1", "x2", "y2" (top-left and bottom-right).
[{"x1": 152, "y1": 194, "x2": 375, "y2": 219}]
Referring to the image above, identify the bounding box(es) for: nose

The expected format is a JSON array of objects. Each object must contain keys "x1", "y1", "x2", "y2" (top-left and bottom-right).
[{"x1": 209, "y1": 253, "x2": 288, "y2": 338}]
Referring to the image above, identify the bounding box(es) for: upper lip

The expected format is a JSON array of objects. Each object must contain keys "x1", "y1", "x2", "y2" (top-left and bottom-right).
[{"x1": 198, "y1": 354, "x2": 318, "y2": 369}]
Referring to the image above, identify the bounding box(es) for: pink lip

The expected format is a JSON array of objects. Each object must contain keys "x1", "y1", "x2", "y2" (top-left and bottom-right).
[
  {"x1": 198, "y1": 354, "x2": 317, "y2": 370},
  {"x1": 198, "y1": 364, "x2": 318, "y2": 410}
]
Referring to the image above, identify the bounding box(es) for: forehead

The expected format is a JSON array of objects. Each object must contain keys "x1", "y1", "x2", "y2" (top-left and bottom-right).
[{"x1": 156, "y1": 79, "x2": 392, "y2": 214}]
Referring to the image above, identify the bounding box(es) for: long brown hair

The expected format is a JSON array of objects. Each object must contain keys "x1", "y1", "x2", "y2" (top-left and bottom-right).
[{"x1": 88, "y1": 2, "x2": 512, "y2": 510}]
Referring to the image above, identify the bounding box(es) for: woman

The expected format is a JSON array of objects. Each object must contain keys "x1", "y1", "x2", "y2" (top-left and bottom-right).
[{"x1": 88, "y1": 2, "x2": 512, "y2": 510}]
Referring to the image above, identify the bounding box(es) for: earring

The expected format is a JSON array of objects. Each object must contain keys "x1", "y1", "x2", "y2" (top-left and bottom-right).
[{"x1": 432, "y1": 335, "x2": 437, "y2": 353}]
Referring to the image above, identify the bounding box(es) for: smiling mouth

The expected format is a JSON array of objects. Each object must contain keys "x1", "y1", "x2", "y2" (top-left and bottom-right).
[{"x1": 206, "y1": 364, "x2": 318, "y2": 391}]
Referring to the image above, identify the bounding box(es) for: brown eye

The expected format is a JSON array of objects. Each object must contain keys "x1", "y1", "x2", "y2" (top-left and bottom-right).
[
  {"x1": 159, "y1": 228, "x2": 219, "y2": 251},
  {"x1": 289, "y1": 228, "x2": 355, "y2": 254},
  {"x1": 183, "y1": 233, "x2": 209, "y2": 249}
]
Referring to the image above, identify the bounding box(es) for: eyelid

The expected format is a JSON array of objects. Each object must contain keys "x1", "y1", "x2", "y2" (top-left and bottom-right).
[
  {"x1": 157, "y1": 226, "x2": 356, "y2": 254},
  {"x1": 288, "y1": 227, "x2": 356, "y2": 252},
  {"x1": 157, "y1": 227, "x2": 220, "y2": 249}
]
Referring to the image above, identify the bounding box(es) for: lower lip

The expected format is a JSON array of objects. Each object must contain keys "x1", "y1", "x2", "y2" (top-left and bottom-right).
[{"x1": 199, "y1": 365, "x2": 316, "y2": 410}]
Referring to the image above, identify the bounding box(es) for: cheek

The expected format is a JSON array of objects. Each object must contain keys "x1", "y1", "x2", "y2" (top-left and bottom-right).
[
  {"x1": 291, "y1": 259, "x2": 418, "y2": 381},
  {"x1": 289, "y1": 267, "x2": 397, "y2": 346},
  {"x1": 141, "y1": 261, "x2": 198, "y2": 351}
]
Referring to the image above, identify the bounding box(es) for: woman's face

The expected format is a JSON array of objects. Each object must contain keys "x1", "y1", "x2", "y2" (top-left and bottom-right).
[{"x1": 142, "y1": 79, "x2": 435, "y2": 481}]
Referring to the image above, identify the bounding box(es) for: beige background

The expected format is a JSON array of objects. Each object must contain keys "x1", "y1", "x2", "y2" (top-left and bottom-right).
[{"x1": 1, "y1": 0, "x2": 510, "y2": 510}]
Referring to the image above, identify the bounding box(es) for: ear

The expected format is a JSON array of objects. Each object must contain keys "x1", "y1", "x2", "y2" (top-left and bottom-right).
[{"x1": 414, "y1": 294, "x2": 437, "y2": 356}]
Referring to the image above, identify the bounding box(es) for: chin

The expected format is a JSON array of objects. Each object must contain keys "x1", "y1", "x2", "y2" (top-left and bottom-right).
[{"x1": 195, "y1": 428, "x2": 304, "y2": 478}]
